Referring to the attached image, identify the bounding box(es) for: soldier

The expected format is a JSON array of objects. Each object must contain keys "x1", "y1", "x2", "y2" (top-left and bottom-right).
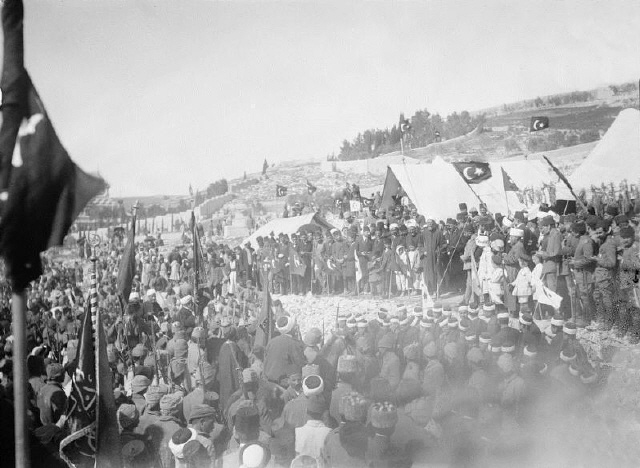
[
  {"x1": 295, "y1": 397, "x2": 331, "y2": 459},
  {"x1": 329, "y1": 355, "x2": 358, "y2": 425},
  {"x1": 365, "y1": 402, "x2": 410, "y2": 468},
  {"x1": 568, "y1": 221, "x2": 596, "y2": 327},
  {"x1": 182, "y1": 362, "x2": 219, "y2": 422},
  {"x1": 155, "y1": 393, "x2": 186, "y2": 468},
  {"x1": 321, "y1": 393, "x2": 369, "y2": 468},
  {"x1": 264, "y1": 315, "x2": 305, "y2": 385},
  {"x1": 617, "y1": 226, "x2": 640, "y2": 343},
  {"x1": 37, "y1": 363, "x2": 67, "y2": 426},
  {"x1": 593, "y1": 218, "x2": 618, "y2": 330},
  {"x1": 117, "y1": 404, "x2": 157, "y2": 467},
  {"x1": 377, "y1": 334, "x2": 400, "y2": 391},
  {"x1": 130, "y1": 375, "x2": 151, "y2": 414}
]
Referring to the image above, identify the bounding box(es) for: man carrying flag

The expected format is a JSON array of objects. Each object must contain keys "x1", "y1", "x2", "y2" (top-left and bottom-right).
[
  {"x1": 307, "y1": 180, "x2": 317, "y2": 195},
  {"x1": 276, "y1": 185, "x2": 287, "y2": 197}
]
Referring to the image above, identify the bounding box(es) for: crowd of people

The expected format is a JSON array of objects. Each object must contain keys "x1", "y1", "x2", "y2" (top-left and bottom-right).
[
  {"x1": 222, "y1": 199, "x2": 640, "y2": 341},
  {"x1": 0, "y1": 193, "x2": 638, "y2": 467}
]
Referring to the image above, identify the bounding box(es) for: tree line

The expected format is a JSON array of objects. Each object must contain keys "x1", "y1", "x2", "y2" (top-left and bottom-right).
[{"x1": 334, "y1": 109, "x2": 486, "y2": 161}]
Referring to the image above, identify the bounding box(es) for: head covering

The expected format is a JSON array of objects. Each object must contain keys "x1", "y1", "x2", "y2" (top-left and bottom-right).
[
  {"x1": 180, "y1": 295, "x2": 193, "y2": 306},
  {"x1": 370, "y1": 401, "x2": 398, "y2": 429},
  {"x1": 337, "y1": 355, "x2": 358, "y2": 374},
  {"x1": 131, "y1": 375, "x2": 151, "y2": 394},
  {"x1": 188, "y1": 404, "x2": 216, "y2": 423},
  {"x1": 340, "y1": 392, "x2": 368, "y2": 421},
  {"x1": 563, "y1": 322, "x2": 577, "y2": 336},
  {"x1": 145, "y1": 385, "x2": 169, "y2": 407},
  {"x1": 466, "y1": 347, "x2": 484, "y2": 364},
  {"x1": 160, "y1": 393, "x2": 183, "y2": 415},
  {"x1": 46, "y1": 363, "x2": 64, "y2": 381},
  {"x1": 377, "y1": 334, "x2": 395, "y2": 349},
  {"x1": 302, "y1": 375, "x2": 324, "y2": 397},
  {"x1": 235, "y1": 406, "x2": 260, "y2": 434},
  {"x1": 131, "y1": 344, "x2": 146, "y2": 358},
  {"x1": 275, "y1": 316, "x2": 295, "y2": 335},
  {"x1": 117, "y1": 404, "x2": 140, "y2": 429},
  {"x1": 303, "y1": 328, "x2": 323, "y2": 347},
  {"x1": 497, "y1": 353, "x2": 515, "y2": 374}
]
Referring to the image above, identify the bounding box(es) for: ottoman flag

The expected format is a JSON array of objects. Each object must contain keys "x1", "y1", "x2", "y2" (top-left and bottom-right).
[{"x1": 0, "y1": 0, "x2": 106, "y2": 291}]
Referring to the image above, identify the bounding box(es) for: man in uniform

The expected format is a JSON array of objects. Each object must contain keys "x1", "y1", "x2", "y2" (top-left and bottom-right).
[
  {"x1": 593, "y1": 218, "x2": 618, "y2": 330},
  {"x1": 568, "y1": 221, "x2": 597, "y2": 327}
]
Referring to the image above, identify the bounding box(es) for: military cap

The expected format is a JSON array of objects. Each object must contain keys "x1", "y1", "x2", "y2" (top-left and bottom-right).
[
  {"x1": 131, "y1": 375, "x2": 151, "y2": 394},
  {"x1": 160, "y1": 393, "x2": 183, "y2": 414},
  {"x1": 188, "y1": 404, "x2": 216, "y2": 423},
  {"x1": 131, "y1": 344, "x2": 147, "y2": 358},
  {"x1": 370, "y1": 401, "x2": 398, "y2": 429},
  {"x1": 117, "y1": 404, "x2": 140, "y2": 429}
]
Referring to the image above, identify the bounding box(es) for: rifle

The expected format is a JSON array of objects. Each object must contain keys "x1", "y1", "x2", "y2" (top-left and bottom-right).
[{"x1": 148, "y1": 320, "x2": 166, "y2": 385}]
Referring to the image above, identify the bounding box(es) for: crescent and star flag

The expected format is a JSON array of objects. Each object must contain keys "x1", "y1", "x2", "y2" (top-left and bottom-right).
[
  {"x1": 399, "y1": 113, "x2": 412, "y2": 134},
  {"x1": 276, "y1": 185, "x2": 287, "y2": 197},
  {"x1": 307, "y1": 180, "x2": 317, "y2": 195},
  {"x1": 116, "y1": 212, "x2": 137, "y2": 309},
  {"x1": 0, "y1": 0, "x2": 105, "y2": 290},
  {"x1": 501, "y1": 167, "x2": 519, "y2": 192},
  {"x1": 452, "y1": 161, "x2": 492, "y2": 184},
  {"x1": 361, "y1": 197, "x2": 374, "y2": 208},
  {"x1": 530, "y1": 116, "x2": 549, "y2": 132}
]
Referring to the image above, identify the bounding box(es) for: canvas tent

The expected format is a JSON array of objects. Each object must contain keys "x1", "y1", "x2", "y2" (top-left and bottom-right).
[
  {"x1": 381, "y1": 157, "x2": 555, "y2": 220},
  {"x1": 561, "y1": 108, "x2": 640, "y2": 196},
  {"x1": 243, "y1": 212, "x2": 334, "y2": 248}
]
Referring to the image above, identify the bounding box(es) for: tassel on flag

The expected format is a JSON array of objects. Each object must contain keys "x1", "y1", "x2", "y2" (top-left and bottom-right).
[
  {"x1": 501, "y1": 167, "x2": 519, "y2": 192},
  {"x1": 276, "y1": 185, "x2": 287, "y2": 197},
  {"x1": 529, "y1": 116, "x2": 549, "y2": 132}
]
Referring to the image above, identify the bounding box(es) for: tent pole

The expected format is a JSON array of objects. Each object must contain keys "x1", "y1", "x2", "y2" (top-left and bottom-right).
[{"x1": 12, "y1": 290, "x2": 30, "y2": 468}]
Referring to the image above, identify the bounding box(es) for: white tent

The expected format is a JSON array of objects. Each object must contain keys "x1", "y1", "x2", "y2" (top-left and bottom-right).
[
  {"x1": 243, "y1": 212, "x2": 334, "y2": 248},
  {"x1": 381, "y1": 157, "x2": 556, "y2": 220},
  {"x1": 381, "y1": 157, "x2": 481, "y2": 220},
  {"x1": 567, "y1": 108, "x2": 640, "y2": 191}
]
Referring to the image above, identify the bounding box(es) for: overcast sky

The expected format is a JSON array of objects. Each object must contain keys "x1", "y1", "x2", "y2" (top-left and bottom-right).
[{"x1": 18, "y1": 0, "x2": 640, "y2": 197}]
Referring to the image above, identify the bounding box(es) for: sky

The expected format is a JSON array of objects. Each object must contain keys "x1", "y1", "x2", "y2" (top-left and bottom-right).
[{"x1": 16, "y1": 0, "x2": 640, "y2": 197}]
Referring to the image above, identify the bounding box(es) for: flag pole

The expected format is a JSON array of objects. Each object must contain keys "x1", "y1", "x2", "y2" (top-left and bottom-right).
[{"x1": 12, "y1": 289, "x2": 30, "y2": 468}]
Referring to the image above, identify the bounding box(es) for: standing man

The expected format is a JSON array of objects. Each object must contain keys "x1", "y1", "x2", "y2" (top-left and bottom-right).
[
  {"x1": 536, "y1": 216, "x2": 562, "y2": 316},
  {"x1": 421, "y1": 218, "x2": 446, "y2": 296},
  {"x1": 356, "y1": 227, "x2": 374, "y2": 294},
  {"x1": 593, "y1": 219, "x2": 618, "y2": 331}
]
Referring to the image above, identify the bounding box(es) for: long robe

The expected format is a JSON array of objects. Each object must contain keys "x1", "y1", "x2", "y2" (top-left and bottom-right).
[
  {"x1": 421, "y1": 227, "x2": 445, "y2": 294},
  {"x1": 217, "y1": 340, "x2": 246, "y2": 410}
]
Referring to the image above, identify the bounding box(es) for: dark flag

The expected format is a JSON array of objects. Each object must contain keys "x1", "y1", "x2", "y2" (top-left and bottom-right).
[
  {"x1": 0, "y1": 0, "x2": 105, "y2": 291},
  {"x1": 501, "y1": 167, "x2": 519, "y2": 192},
  {"x1": 399, "y1": 113, "x2": 412, "y2": 134},
  {"x1": 543, "y1": 155, "x2": 587, "y2": 211},
  {"x1": 307, "y1": 180, "x2": 317, "y2": 195},
  {"x1": 276, "y1": 185, "x2": 287, "y2": 197},
  {"x1": 452, "y1": 161, "x2": 492, "y2": 184},
  {"x1": 60, "y1": 266, "x2": 121, "y2": 467},
  {"x1": 362, "y1": 197, "x2": 374, "y2": 208},
  {"x1": 116, "y1": 212, "x2": 137, "y2": 309},
  {"x1": 191, "y1": 211, "x2": 207, "y2": 292},
  {"x1": 530, "y1": 116, "x2": 549, "y2": 132},
  {"x1": 255, "y1": 285, "x2": 274, "y2": 346}
]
